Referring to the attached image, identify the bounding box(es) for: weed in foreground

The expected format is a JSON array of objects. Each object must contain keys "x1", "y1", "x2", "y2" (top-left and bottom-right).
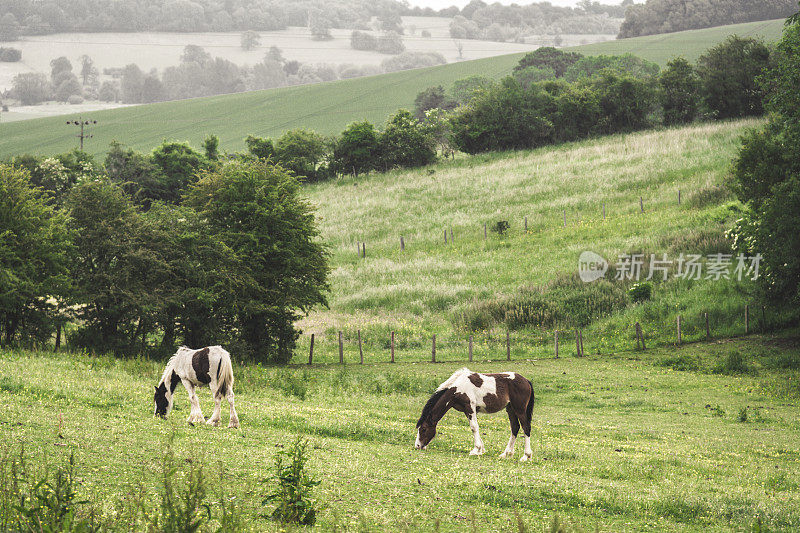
[{"x1": 263, "y1": 436, "x2": 320, "y2": 526}]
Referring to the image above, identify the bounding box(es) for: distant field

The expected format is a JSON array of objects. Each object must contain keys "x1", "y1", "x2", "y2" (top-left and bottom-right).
[
  {"x1": 0, "y1": 18, "x2": 785, "y2": 158},
  {"x1": 0, "y1": 17, "x2": 542, "y2": 93}
]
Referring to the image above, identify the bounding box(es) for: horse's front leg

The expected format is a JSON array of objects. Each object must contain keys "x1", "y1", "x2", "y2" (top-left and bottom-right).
[
  {"x1": 184, "y1": 381, "x2": 204, "y2": 424},
  {"x1": 466, "y1": 409, "x2": 485, "y2": 456}
]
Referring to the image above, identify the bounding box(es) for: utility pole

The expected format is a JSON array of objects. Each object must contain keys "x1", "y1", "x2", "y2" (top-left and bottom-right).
[{"x1": 66, "y1": 117, "x2": 98, "y2": 151}]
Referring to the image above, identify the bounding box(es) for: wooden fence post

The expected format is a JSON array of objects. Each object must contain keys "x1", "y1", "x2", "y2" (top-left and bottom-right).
[
  {"x1": 362, "y1": 242, "x2": 366, "y2": 258},
  {"x1": 640, "y1": 197, "x2": 644, "y2": 213},
  {"x1": 602, "y1": 203, "x2": 605, "y2": 220},
  {"x1": 678, "y1": 189, "x2": 681, "y2": 205},
  {"x1": 677, "y1": 315, "x2": 682, "y2": 345},
  {"x1": 431, "y1": 334, "x2": 436, "y2": 363},
  {"x1": 524, "y1": 216, "x2": 528, "y2": 231},
  {"x1": 761, "y1": 305, "x2": 766, "y2": 333},
  {"x1": 358, "y1": 330, "x2": 363, "y2": 364},
  {"x1": 745, "y1": 304, "x2": 749, "y2": 334},
  {"x1": 308, "y1": 333, "x2": 314, "y2": 365},
  {"x1": 635, "y1": 322, "x2": 646, "y2": 350},
  {"x1": 338, "y1": 331, "x2": 344, "y2": 364},
  {"x1": 400, "y1": 236, "x2": 405, "y2": 251},
  {"x1": 444, "y1": 229, "x2": 447, "y2": 244},
  {"x1": 450, "y1": 227, "x2": 453, "y2": 242},
  {"x1": 357, "y1": 242, "x2": 361, "y2": 258},
  {"x1": 554, "y1": 330, "x2": 559, "y2": 359},
  {"x1": 705, "y1": 312, "x2": 710, "y2": 341},
  {"x1": 579, "y1": 329, "x2": 584, "y2": 356},
  {"x1": 484, "y1": 223, "x2": 487, "y2": 239},
  {"x1": 506, "y1": 331, "x2": 511, "y2": 361},
  {"x1": 469, "y1": 335, "x2": 473, "y2": 362},
  {"x1": 54, "y1": 323, "x2": 61, "y2": 352},
  {"x1": 575, "y1": 330, "x2": 581, "y2": 357},
  {"x1": 563, "y1": 210, "x2": 567, "y2": 227},
  {"x1": 390, "y1": 331, "x2": 395, "y2": 363}
]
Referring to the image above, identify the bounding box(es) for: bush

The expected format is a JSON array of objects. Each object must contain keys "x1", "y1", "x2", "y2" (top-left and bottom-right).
[
  {"x1": 263, "y1": 438, "x2": 320, "y2": 526},
  {"x1": 380, "y1": 51, "x2": 445, "y2": 72},
  {"x1": 697, "y1": 35, "x2": 770, "y2": 119},
  {"x1": 713, "y1": 350, "x2": 750, "y2": 375},
  {"x1": 514, "y1": 47, "x2": 582, "y2": 77},
  {"x1": 563, "y1": 54, "x2": 660, "y2": 82},
  {"x1": 332, "y1": 121, "x2": 379, "y2": 176},
  {"x1": 67, "y1": 94, "x2": 84, "y2": 104},
  {"x1": 491, "y1": 220, "x2": 509, "y2": 235},
  {"x1": 660, "y1": 354, "x2": 702, "y2": 371},
  {"x1": 0, "y1": 47, "x2": 21, "y2": 62},
  {"x1": 628, "y1": 282, "x2": 652, "y2": 303},
  {"x1": 588, "y1": 69, "x2": 657, "y2": 134},
  {"x1": 350, "y1": 30, "x2": 377, "y2": 50},
  {"x1": 376, "y1": 31, "x2": 404, "y2": 54},
  {"x1": 274, "y1": 128, "x2": 331, "y2": 182},
  {"x1": 376, "y1": 110, "x2": 437, "y2": 171},
  {"x1": 659, "y1": 57, "x2": 700, "y2": 126}
]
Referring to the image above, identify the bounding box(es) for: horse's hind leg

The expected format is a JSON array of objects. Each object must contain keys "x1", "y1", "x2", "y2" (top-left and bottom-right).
[
  {"x1": 206, "y1": 389, "x2": 222, "y2": 427},
  {"x1": 514, "y1": 395, "x2": 533, "y2": 462},
  {"x1": 226, "y1": 390, "x2": 240, "y2": 429},
  {"x1": 499, "y1": 404, "x2": 519, "y2": 458}
]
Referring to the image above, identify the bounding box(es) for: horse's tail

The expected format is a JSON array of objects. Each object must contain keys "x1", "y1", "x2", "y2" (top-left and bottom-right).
[
  {"x1": 216, "y1": 348, "x2": 235, "y2": 399},
  {"x1": 524, "y1": 379, "x2": 535, "y2": 430}
]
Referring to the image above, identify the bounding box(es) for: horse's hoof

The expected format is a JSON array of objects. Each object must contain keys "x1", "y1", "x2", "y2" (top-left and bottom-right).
[
  {"x1": 469, "y1": 448, "x2": 485, "y2": 456},
  {"x1": 499, "y1": 451, "x2": 513, "y2": 458},
  {"x1": 228, "y1": 420, "x2": 240, "y2": 429},
  {"x1": 520, "y1": 454, "x2": 531, "y2": 462},
  {"x1": 206, "y1": 419, "x2": 221, "y2": 427}
]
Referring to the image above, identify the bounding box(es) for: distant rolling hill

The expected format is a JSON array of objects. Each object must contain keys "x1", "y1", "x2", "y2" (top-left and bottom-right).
[{"x1": 0, "y1": 18, "x2": 785, "y2": 159}]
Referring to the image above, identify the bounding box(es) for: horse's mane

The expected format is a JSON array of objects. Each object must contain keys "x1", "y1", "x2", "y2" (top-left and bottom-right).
[
  {"x1": 159, "y1": 347, "x2": 193, "y2": 385},
  {"x1": 417, "y1": 388, "x2": 448, "y2": 428},
  {"x1": 436, "y1": 367, "x2": 471, "y2": 391}
]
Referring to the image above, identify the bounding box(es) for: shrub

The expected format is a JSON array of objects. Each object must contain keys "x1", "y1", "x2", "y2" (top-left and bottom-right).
[
  {"x1": 67, "y1": 94, "x2": 84, "y2": 104},
  {"x1": 376, "y1": 110, "x2": 437, "y2": 171},
  {"x1": 263, "y1": 438, "x2": 320, "y2": 526},
  {"x1": 738, "y1": 407, "x2": 748, "y2": 422},
  {"x1": 332, "y1": 121, "x2": 379, "y2": 176},
  {"x1": 660, "y1": 354, "x2": 702, "y2": 371},
  {"x1": 152, "y1": 448, "x2": 212, "y2": 533},
  {"x1": 714, "y1": 350, "x2": 750, "y2": 375},
  {"x1": 376, "y1": 31, "x2": 404, "y2": 54},
  {"x1": 697, "y1": 35, "x2": 770, "y2": 119},
  {"x1": 514, "y1": 47, "x2": 582, "y2": 77},
  {"x1": 628, "y1": 282, "x2": 652, "y2": 303},
  {"x1": 0, "y1": 47, "x2": 21, "y2": 62},
  {"x1": 491, "y1": 220, "x2": 509, "y2": 235},
  {"x1": 659, "y1": 57, "x2": 700, "y2": 126},
  {"x1": 350, "y1": 30, "x2": 377, "y2": 50}
]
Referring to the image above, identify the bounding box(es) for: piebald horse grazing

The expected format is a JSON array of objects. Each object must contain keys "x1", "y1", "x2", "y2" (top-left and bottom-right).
[
  {"x1": 154, "y1": 346, "x2": 239, "y2": 428},
  {"x1": 415, "y1": 368, "x2": 534, "y2": 461}
]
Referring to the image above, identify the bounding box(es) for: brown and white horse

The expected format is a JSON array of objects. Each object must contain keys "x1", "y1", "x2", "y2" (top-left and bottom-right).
[
  {"x1": 154, "y1": 346, "x2": 239, "y2": 428},
  {"x1": 415, "y1": 368, "x2": 534, "y2": 461}
]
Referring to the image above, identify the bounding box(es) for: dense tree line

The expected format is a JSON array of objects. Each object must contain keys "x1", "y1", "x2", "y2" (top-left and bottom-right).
[
  {"x1": 0, "y1": 0, "x2": 406, "y2": 37},
  {"x1": 0, "y1": 146, "x2": 329, "y2": 362},
  {"x1": 412, "y1": 39, "x2": 770, "y2": 154},
  {"x1": 729, "y1": 12, "x2": 800, "y2": 304},
  {"x1": 619, "y1": 0, "x2": 797, "y2": 38}
]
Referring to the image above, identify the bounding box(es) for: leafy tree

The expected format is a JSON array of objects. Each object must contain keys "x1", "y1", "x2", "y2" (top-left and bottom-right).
[
  {"x1": 203, "y1": 135, "x2": 220, "y2": 161},
  {"x1": 65, "y1": 178, "x2": 148, "y2": 354},
  {"x1": 78, "y1": 54, "x2": 95, "y2": 85},
  {"x1": 413, "y1": 86, "x2": 456, "y2": 120},
  {"x1": 376, "y1": 31, "x2": 405, "y2": 54},
  {"x1": 11, "y1": 73, "x2": 51, "y2": 105},
  {"x1": 350, "y1": 30, "x2": 377, "y2": 50},
  {"x1": 0, "y1": 165, "x2": 72, "y2": 346},
  {"x1": 53, "y1": 73, "x2": 82, "y2": 102},
  {"x1": 588, "y1": 69, "x2": 656, "y2": 134},
  {"x1": 309, "y1": 18, "x2": 332, "y2": 41},
  {"x1": 0, "y1": 13, "x2": 21, "y2": 41},
  {"x1": 275, "y1": 129, "x2": 330, "y2": 182},
  {"x1": 49, "y1": 56, "x2": 72, "y2": 84},
  {"x1": 551, "y1": 82, "x2": 601, "y2": 142},
  {"x1": 241, "y1": 30, "x2": 260, "y2": 51},
  {"x1": 331, "y1": 121, "x2": 379, "y2": 176},
  {"x1": 563, "y1": 54, "x2": 660, "y2": 82},
  {"x1": 141, "y1": 73, "x2": 165, "y2": 103},
  {"x1": 104, "y1": 141, "x2": 167, "y2": 207},
  {"x1": 12, "y1": 150, "x2": 97, "y2": 204},
  {"x1": 697, "y1": 35, "x2": 771, "y2": 119},
  {"x1": 150, "y1": 141, "x2": 208, "y2": 203},
  {"x1": 730, "y1": 15, "x2": 800, "y2": 303},
  {"x1": 185, "y1": 160, "x2": 330, "y2": 362},
  {"x1": 0, "y1": 47, "x2": 22, "y2": 62},
  {"x1": 120, "y1": 63, "x2": 145, "y2": 103},
  {"x1": 449, "y1": 76, "x2": 496, "y2": 105},
  {"x1": 98, "y1": 81, "x2": 120, "y2": 102},
  {"x1": 514, "y1": 66, "x2": 557, "y2": 88},
  {"x1": 377, "y1": 110, "x2": 437, "y2": 170},
  {"x1": 449, "y1": 77, "x2": 554, "y2": 154},
  {"x1": 245, "y1": 135, "x2": 276, "y2": 160},
  {"x1": 659, "y1": 57, "x2": 700, "y2": 126},
  {"x1": 266, "y1": 46, "x2": 285, "y2": 63},
  {"x1": 514, "y1": 47, "x2": 582, "y2": 77}
]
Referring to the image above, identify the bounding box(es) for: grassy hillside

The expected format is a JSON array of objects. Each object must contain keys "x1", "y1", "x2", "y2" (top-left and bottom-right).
[
  {"x1": 0, "y1": 19, "x2": 784, "y2": 159},
  {"x1": 295, "y1": 118, "x2": 767, "y2": 364},
  {"x1": 1, "y1": 336, "x2": 798, "y2": 531},
  {"x1": 571, "y1": 18, "x2": 785, "y2": 65}
]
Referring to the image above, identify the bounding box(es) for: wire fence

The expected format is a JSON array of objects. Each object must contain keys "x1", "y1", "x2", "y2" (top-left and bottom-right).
[{"x1": 294, "y1": 304, "x2": 770, "y2": 365}]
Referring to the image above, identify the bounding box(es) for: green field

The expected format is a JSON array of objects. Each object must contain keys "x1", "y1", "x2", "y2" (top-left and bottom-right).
[
  {"x1": 1, "y1": 334, "x2": 798, "y2": 531},
  {"x1": 0, "y1": 19, "x2": 785, "y2": 159},
  {"x1": 293, "y1": 118, "x2": 769, "y2": 365}
]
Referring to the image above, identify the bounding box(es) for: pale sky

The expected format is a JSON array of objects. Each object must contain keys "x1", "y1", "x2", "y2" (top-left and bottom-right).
[{"x1": 408, "y1": 0, "x2": 634, "y2": 9}]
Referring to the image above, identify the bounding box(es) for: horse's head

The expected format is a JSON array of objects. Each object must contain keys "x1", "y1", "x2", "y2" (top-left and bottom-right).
[
  {"x1": 153, "y1": 382, "x2": 171, "y2": 418},
  {"x1": 415, "y1": 419, "x2": 436, "y2": 449}
]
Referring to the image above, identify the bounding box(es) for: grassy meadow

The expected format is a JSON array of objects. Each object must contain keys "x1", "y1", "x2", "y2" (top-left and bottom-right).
[
  {"x1": 293, "y1": 118, "x2": 770, "y2": 364},
  {"x1": 0, "y1": 19, "x2": 784, "y2": 158},
  {"x1": 1, "y1": 334, "x2": 798, "y2": 531}
]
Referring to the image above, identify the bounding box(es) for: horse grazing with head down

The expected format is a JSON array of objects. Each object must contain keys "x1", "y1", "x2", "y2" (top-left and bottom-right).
[
  {"x1": 154, "y1": 345, "x2": 239, "y2": 428},
  {"x1": 415, "y1": 368, "x2": 534, "y2": 461}
]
